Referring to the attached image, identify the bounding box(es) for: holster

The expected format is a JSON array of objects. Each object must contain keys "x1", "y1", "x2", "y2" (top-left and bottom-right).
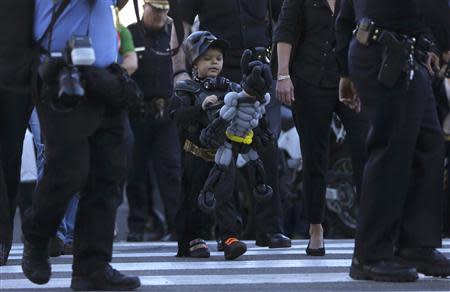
[
  {"x1": 355, "y1": 19, "x2": 412, "y2": 88},
  {"x1": 377, "y1": 39, "x2": 408, "y2": 88}
]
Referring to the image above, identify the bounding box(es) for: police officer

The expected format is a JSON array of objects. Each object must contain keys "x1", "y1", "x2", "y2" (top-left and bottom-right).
[
  {"x1": 21, "y1": 0, "x2": 141, "y2": 290},
  {"x1": 126, "y1": 0, "x2": 182, "y2": 242},
  {"x1": 0, "y1": 0, "x2": 34, "y2": 266},
  {"x1": 171, "y1": 0, "x2": 291, "y2": 248},
  {"x1": 336, "y1": 0, "x2": 450, "y2": 282}
]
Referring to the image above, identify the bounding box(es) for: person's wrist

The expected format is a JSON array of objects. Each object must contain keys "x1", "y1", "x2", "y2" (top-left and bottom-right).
[{"x1": 277, "y1": 74, "x2": 290, "y2": 81}]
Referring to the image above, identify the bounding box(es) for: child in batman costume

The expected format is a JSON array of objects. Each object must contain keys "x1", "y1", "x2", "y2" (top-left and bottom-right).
[{"x1": 170, "y1": 31, "x2": 247, "y2": 260}]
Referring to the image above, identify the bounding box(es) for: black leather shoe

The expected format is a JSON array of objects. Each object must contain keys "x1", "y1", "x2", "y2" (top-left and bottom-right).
[
  {"x1": 255, "y1": 233, "x2": 291, "y2": 248},
  {"x1": 126, "y1": 232, "x2": 144, "y2": 242},
  {"x1": 397, "y1": 247, "x2": 450, "y2": 278},
  {"x1": 349, "y1": 257, "x2": 418, "y2": 282},
  {"x1": 21, "y1": 238, "x2": 51, "y2": 284},
  {"x1": 71, "y1": 264, "x2": 141, "y2": 291},
  {"x1": 0, "y1": 241, "x2": 12, "y2": 266},
  {"x1": 48, "y1": 236, "x2": 64, "y2": 257},
  {"x1": 305, "y1": 241, "x2": 325, "y2": 256}
]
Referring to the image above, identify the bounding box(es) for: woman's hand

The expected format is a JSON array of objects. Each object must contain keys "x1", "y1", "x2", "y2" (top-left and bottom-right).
[
  {"x1": 276, "y1": 78, "x2": 295, "y2": 106},
  {"x1": 202, "y1": 95, "x2": 219, "y2": 110},
  {"x1": 339, "y1": 77, "x2": 360, "y2": 113}
]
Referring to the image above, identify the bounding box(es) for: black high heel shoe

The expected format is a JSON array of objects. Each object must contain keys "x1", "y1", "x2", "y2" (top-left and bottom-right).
[{"x1": 305, "y1": 240, "x2": 325, "y2": 256}]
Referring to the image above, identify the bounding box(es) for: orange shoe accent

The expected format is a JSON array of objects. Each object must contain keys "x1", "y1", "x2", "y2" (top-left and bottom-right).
[{"x1": 224, "y1": 237, "x2": 239, "y2": 246}]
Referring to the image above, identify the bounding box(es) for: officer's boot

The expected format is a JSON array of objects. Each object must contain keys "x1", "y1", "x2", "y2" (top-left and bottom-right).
[
  {"x1": 71, "y1": 264, "x2": 141, "y2": 291},
  {"x1": 21, "y1": 237, "x2": 51, "y2": 284},
  {"x1": 0, "y1": 240, "x2": 12, "y2": 266}
]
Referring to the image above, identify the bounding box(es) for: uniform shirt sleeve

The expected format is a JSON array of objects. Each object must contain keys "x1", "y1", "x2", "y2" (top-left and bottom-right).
[
  {"x1": 179, "y1": 0, "x2": 199, "y2": 24},
  {"x1": 118, "y1": 25, "x2": 135, "y2": 55},
  {"x1": 335, "y1": 0, "x2": 355, "y2": 77},
  {"x1": 273, "y1": 0, "x2": 302, "y2": 44}
]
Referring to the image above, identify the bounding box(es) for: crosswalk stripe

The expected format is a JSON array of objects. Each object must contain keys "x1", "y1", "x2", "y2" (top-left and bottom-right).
[
  {"x1": 0, "y1": 259, "x2": 353, "y2": 274},
  {"x1": 7, "y1": 248, "x2": 450, "y2": 260},
  {"x1": 1, "y1": 273, "x2": 448, "y2": 290}
]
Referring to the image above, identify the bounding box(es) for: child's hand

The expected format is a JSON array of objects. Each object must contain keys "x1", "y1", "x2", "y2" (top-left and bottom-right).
[{"x1": 202, "y1": 95, "x2": 219, "y2": 110}]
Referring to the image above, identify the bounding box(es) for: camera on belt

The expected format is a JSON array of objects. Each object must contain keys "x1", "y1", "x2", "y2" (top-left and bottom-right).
[{"x1": 38, "y1": 35, "x2": 96, "y2": 112}]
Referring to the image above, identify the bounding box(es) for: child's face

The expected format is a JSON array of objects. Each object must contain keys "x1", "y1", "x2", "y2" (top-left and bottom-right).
[{"x1": 194, "y1": 48, "x2": 224, "y2": 78}]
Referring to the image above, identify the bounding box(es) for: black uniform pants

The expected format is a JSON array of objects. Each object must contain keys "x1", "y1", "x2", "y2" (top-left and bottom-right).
[
  {"x1": 291, "y1": 78, "x2": 368, "y2": 224},
  {"x1": 0, "y1": 86, "x2": 31, "y2": 244},
  {"x1": 22, "y1": 87, "x2": 127, "y2": 273},
  {"x1": 222, "y1": 65, "x2": 285, "y2": 237},
  {"x1": 126, "y1": 117, "x2": 181, "y2": 234},
  {"x1": 349, "y1": 40, "x2": 444, "y2": 263}
]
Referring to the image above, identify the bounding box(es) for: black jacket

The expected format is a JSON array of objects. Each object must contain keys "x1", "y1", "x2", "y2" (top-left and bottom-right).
[{"x1": 169, "y1": 79, "x2": 240, "y2": 146}]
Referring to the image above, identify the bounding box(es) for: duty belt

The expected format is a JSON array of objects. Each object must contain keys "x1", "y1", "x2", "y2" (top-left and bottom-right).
[
  {"x1": 183, "y1": 139, "x2": 216, "y2": 162},
  {"x1": 354, "y1": 18, "x2": 435, "y2": 87}
]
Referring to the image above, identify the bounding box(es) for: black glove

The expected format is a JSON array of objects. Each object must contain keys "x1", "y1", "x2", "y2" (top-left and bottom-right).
[
  {"x1": 240, "y1": 49, "x2": 273, "y2": 100},
  {"x1": 200, "y1": 117, "x2": 228, "y2": 148},
  {"x1": 252, "y1": 116, "x2": 275, "y2": 151}
]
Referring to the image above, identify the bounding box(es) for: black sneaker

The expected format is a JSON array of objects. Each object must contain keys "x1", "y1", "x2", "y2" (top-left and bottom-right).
[
  {"x1": 188, "y1": 238, "x2": 210, "y2": 258},
  {"x1": 0, "y1": 241, "x2": 12, "y2": 266},
  {"x1": 21, "y1": 238, "x2": 51, "y2": 285},
  {"x1": 71, "y1": 264, "x2": 141, "y2": 291},
  {"x1": 397, "y1": 247, "x2": 450, "y2": 278},
  {"x1": 223, "y1": 237, "x2": 247, "y2": 260},
  {"x1": 48, "y1": 236, "x2": 64, "y2": 257},
  {"x1": 349, "y1": 257, "x2": 418, "y2": 282}
]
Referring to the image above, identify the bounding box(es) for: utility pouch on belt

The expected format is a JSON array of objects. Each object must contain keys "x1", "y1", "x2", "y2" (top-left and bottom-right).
[{"x1": 377, "y1": 44, "x2": 408, "y2": 88}]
